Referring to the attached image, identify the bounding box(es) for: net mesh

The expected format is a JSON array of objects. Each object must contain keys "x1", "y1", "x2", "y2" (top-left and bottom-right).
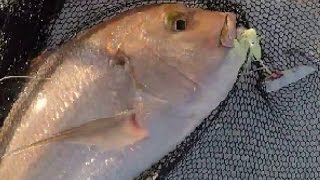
[{"x1": 1, "y1": 0, "x2": 320, "y2": 179}]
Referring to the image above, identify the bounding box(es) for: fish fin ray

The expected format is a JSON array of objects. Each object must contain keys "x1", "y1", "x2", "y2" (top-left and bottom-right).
[{"x1": 1, "y1": 110, "x2": 137, "y2": 159}]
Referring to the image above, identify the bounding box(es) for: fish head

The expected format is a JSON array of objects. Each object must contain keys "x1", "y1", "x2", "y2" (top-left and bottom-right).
[
  {"x1": 121, "y1": 4, "x2": 237, "y2": 80},
  {"x1": 91, "y1": 4, "x2": 239, "y2": 105},
  {"x1": 128, "y1": 5, "x2": 237, "y2": 103}
]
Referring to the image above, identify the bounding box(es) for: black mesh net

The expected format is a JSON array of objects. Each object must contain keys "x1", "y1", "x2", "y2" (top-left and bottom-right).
[{"x1": 1, "y1": 0, "x2": 320, "y2": 179}]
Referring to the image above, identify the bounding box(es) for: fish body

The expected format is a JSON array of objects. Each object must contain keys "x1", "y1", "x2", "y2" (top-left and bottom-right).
[{"x1": 0, "y1": 4, "x2": 250, "y2": 180}]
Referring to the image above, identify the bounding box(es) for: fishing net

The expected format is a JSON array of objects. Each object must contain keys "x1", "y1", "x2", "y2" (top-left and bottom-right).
[{"x1": 1, "y1": 0, "x2": 320, "y2": 179}]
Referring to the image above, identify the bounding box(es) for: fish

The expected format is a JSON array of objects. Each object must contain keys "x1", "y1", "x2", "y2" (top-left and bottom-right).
[{"x1": 0, "y1": 4, "x2": 252, "y2": 180}]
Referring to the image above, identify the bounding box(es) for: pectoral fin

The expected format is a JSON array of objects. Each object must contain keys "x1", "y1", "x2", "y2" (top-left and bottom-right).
[{"x1": 2, "y1": 110, "x2": 148, "y2": 158}]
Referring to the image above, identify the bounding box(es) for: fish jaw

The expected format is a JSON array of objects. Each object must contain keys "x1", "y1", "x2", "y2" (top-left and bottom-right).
[{"x1": 179, "y1": 41, "x2": 247, "y2": 119}]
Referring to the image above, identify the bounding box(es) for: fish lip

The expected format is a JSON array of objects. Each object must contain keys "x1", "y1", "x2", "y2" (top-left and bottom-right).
[{"x1": 220, "y1": 13, "x2": 237, "y2": 48}]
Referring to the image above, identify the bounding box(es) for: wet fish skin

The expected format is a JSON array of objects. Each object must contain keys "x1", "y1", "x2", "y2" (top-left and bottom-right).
[
  {"x1": 0, "y1": 4, "x2": 245, "y2": 180},
  {"x1": 0, "y1": 43, "x2": 141, "y2": 179}
]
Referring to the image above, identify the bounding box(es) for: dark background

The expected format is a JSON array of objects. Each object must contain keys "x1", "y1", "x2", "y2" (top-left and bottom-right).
[{"x1": 0, "y1": 0, "x2": 65, "y2": 126}]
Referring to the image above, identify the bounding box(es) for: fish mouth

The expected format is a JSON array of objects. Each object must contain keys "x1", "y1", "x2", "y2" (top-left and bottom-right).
[{"x1": 220, "y1": 13, "x2": 237, "y2": 48}]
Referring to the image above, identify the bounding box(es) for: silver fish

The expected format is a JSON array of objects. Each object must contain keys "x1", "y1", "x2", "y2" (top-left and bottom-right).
[{"x1": 0, "y1": 4, "x2": 250, "y2": 180}]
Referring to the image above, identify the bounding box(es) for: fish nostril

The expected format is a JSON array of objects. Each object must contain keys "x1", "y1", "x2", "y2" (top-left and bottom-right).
[
  {"x1": 110, "y1": 55, "x2": 127, "y2": 68},
  {"x1": 109, "y1": 49, "x2": 131, "y2": 68},
  {"x1": 114, "y1": 58, "x2": 126, "y2": 66}
]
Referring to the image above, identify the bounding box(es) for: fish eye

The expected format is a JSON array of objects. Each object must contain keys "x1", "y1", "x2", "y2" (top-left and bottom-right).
[
  {"x1": 175, "y1": 19, "x2": 186, "y2": 31},
  {"x1": 165, "y1": 11, "x2": 188, "y2": 32}
]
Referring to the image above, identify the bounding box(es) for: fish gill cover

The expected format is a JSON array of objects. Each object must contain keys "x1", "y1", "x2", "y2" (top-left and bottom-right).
[{"x1": 0, "y1": 0, "x2": 319, "y2": 179}]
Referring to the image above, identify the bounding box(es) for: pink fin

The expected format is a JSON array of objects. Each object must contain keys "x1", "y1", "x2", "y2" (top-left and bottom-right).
[{"x1": 126, "y1": 114, "x2": 149, "y2": 138}]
